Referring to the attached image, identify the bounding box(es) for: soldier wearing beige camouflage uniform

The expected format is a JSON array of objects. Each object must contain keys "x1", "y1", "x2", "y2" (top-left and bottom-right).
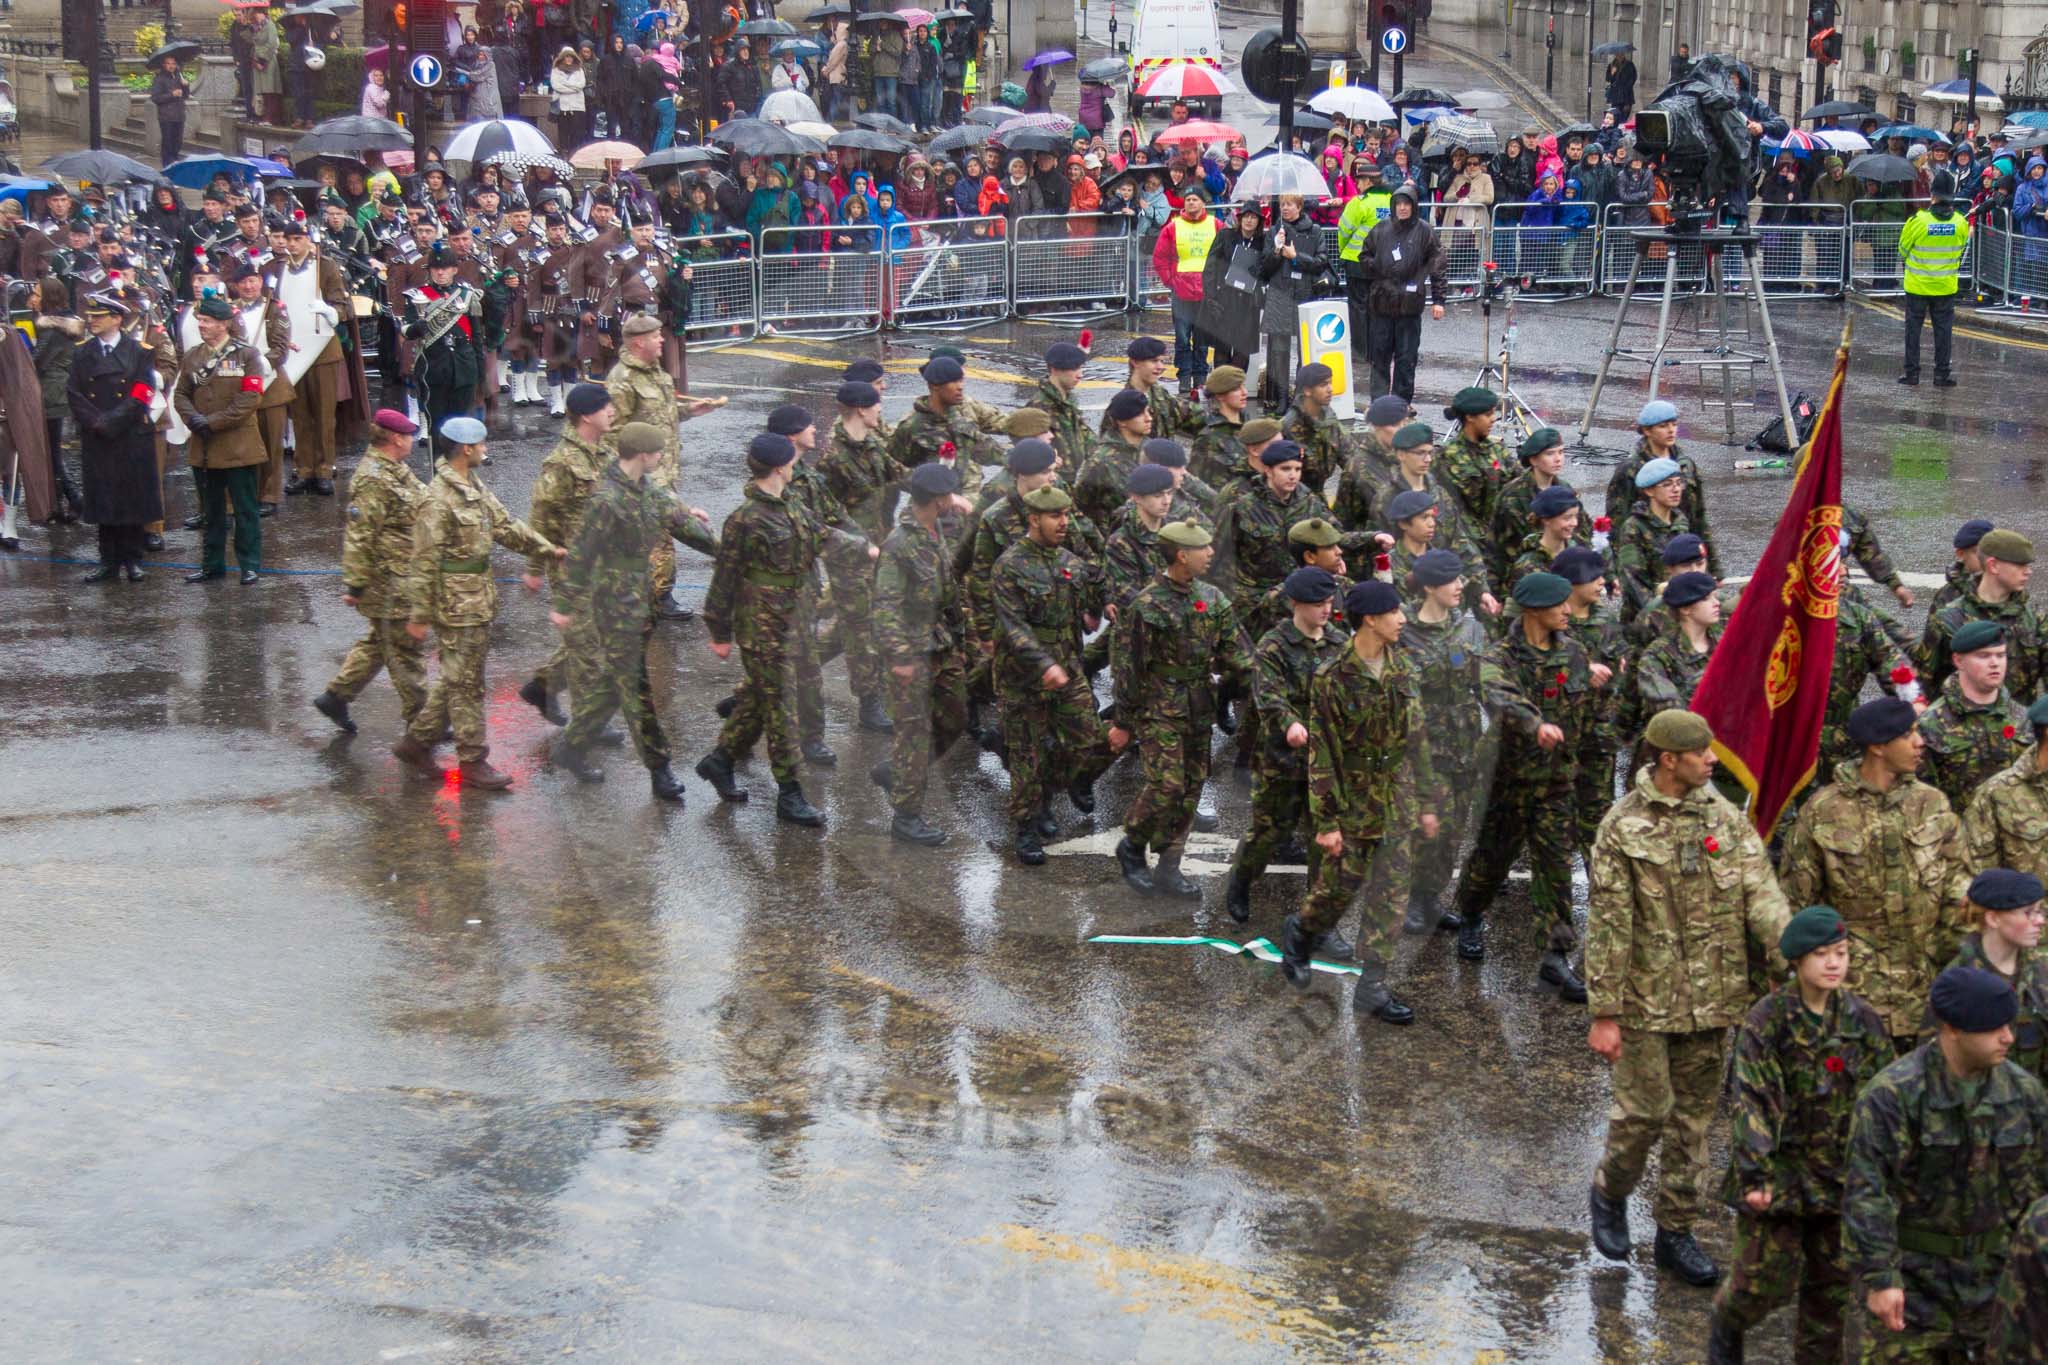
[
  {"x1": 1917, "y1": 619, "x2": 2029, "y2": 813},
  {"x1": 1586, "y1": 709, "x2": 1792, "y2": 1290},
  {"x1": 1781, "y1": 698, "x2": 1972, "y2": 1048},
  {"x1": 313, "y1": 409, "x2": 428, "y2": 736},
  {"x1": 603, "y1": 313, "x2": 720, "y2": 618},
  {"x1": 392, "y1": 416, "x2": 563, "y2": 789},
  {"x1": 1963, "y1": 697, "x2": 2048, "y2": 881}
]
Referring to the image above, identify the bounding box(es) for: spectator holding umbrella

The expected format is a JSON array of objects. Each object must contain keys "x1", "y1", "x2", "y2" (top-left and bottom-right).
[
  {"x1": 151, "y1": 54, "x2": 190, "y2": 167},
  {"x1": 1604, "y1": 51, "x2": 1637, "y2": 121},
  {"x1": 822, "y1": 21, "x2": 850, "y2": 122},
  {"x1": 1257, "y1": 194, "x2": 1324, "y2": 405}
]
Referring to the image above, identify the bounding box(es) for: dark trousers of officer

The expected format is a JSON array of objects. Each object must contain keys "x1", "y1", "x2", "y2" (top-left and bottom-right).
[
  {"x1": 195, "y1": 466, "x2": 260, "y2": 572},
  {"x1": 1365, "y1": 310, "x2": 1422, "y2": 401},
  {"x1": 1902, "y1": 293, "x2": 1955, "y2": 379}
]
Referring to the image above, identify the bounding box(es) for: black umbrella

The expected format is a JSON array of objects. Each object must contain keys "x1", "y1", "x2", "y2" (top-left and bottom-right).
[
  {"x1": 852, "y1": 10, "x2": 908, "y2": 23},
  {"x1": 1080, "y1": 57, "x2": 1126, "y2": 83},
  {"x1": 934, "y1": 6, "x2": 975, "y2": 17},
  {"x1": 1392, "y1": 87, "x2": 1457, "y2": 108},
  {"x1": 804, "y1": 2, "x2": 852, "y2": 18},
  {"x1": 707, "y1": 118, "x2": 827, "y2": 158},
  {"x1": 637, "y1": 144, "x2": 728, "y2": 173},
  {"x1": 830, "y1": 128, "x2": 914, "y2": 153},
  {"x1": 997, "y1": 127, "x2": 1070, "y2": 153},
  {"x1": 1801, "y1": 99, "x2": 1877, "y2": 121},
  {"x1": 40, "y1": 148, "x2": 169, "y2": 187},
  {"x1": 148, "y1": 39, "x2": 203, "y2": 66},
  {"x1": 1590, "y1": 40, "x2": 1635, "y2": 57},
  {"x1": 293, "y1": 153, "x2": 366, "y2": 179},
  {"x1": 1264, "y1": 108, "x2": 1335, "y2": 132},
  {"x1": 964, "y1": 105, "x2": 1015, "y2": 128},
  {"x1": 854, "y1": 110, "x2": 916, "y2": 136},
  {"x1": 735, "y1": 17, "x2": 797, "y2": 35},
  {"x1": 1554, "y1": 121, "x2": 1599, "y2": 142},
  {"x1": 1845, "y1": 152, "x2": 1920, "y2": 184},
  {"x1": 292, "y1": 113, "x2": 413, "y2": 157},
  {"x1": 926, "y1": 125, "x2": 988, "y2": 155}
]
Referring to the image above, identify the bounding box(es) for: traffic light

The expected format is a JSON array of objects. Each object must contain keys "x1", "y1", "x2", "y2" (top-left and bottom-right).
[
  {"x1": 61, "y1": 0, "x2": 95, "y2": 65},
  {"x1": 1241, "y1": 27, "x2": 1311, "y2": 103},
  {"x1": 363, "y1": 0, "x2": 404, "y2": 47},
  {"x1": 410, "y1": 0, "x2": 448, "y2": 55},
  {"x1": 1377, "y1": 0, "x2": 1411, "y2": 36},
  {"x1": 1806, "y1": 0, "x2": 1842, "y2": 66}
]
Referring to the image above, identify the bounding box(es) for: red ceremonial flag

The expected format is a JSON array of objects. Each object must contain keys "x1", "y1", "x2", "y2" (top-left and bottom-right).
[{"x1": 1692, "y1": 323, "x2": 1851, "y2": 837}]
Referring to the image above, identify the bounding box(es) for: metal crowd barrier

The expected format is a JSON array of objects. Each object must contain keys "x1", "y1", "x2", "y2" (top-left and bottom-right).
[
  {"x1": 1970, "y1": 209, "x2": 2048, "y2": 315},
  {"x1": 884, "y1": 216, "x2": 1011, "y2": 329},
  {"x1": 758, "y1": 225, "x2": 884, "y2": 335},
  {"x1": 1848, "y1": 198, "x2": 1975, "y2": 298},
  {"x1": 1011, "y1": 212, "x2": 1132, "y2": 319},
  {"x1": 1595, "y1": 204, "x2": 1848, "y2": 298},
  {"x1": 675, "y1": 231, "x2": 758, "y2": 348},
  {"x1": 1435, "y1": 219, "x2": 1488, "y2": 292},
  {"x1": 1488, "y1": 201, "x2": 1599, "y2": 297}
]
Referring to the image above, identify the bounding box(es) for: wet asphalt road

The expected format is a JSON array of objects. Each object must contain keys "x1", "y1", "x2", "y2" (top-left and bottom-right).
[{"x1": 4, "y1": 289, "x2": 2041, "y2": 1362}]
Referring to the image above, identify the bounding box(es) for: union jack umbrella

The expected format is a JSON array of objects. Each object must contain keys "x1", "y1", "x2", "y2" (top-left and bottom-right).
[{"x1": 1135, "y1": 61, "x2": 1237, "y2": 100}]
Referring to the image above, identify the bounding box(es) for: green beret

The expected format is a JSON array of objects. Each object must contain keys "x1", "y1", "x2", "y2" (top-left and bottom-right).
[
  {"x1": 1518, "y1": 427, "x2": 1564, "y2": 462},
  {"x1": 1158, "y1": 518, "x2": 1212, "y2": 549},
  {"x1": 1643, "y1": 708, "x2": 1714, "y2": 752},
  {"x1": 1239, "y1": 417, "x2": 1282, "y2": 445},
  {"x1": 195, "y1": 294, "x2": 233, "y2": 321},
  {"x1": 1205, "y1": 365, "x2": 1246, "y2": 395},
  {"x1": 1511, "y1": 571, "x2": 1571, "y2": 609},
  {"x1": 1779, "y1": 906, "x2": 1847, "y2": 960},
  {"x1": 2028, "y1": 696, "x2": 2048, "y2": 728},
  {"x1": 1392, "y1": 421, "x2": 1434, "y2": 451},
  {"x1": 1951, "y1": 619, "x2": 2007, "y2": 655},
  {"x1": 1021, "y1": 485, "x2": 1073, "y2": 512},
  {"x1": 1287, "y1": 517, "x2": 1342, "y2": 547},
  {"x1": 1444, "y1": 386, "x2": 1499, "y2": 419},
  {"x1": 616, "y1": 422, "x2": 665, "y2": 457},
  {"x1": 1003, "y1": 407, "x2": 1054, "y2": 438},
  {"x1": 1980, "y1": 528, "x2": 2034, "y2": 564}
]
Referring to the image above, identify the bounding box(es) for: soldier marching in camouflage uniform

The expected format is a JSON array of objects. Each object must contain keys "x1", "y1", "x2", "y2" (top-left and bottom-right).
[
  {"x1": 550, "y1": 422, "x2": 715, "y2": 802},
  {"x1": 991, "y1": 485, "x2": 1120, "y2": 864},
  {"x1": 887, "y1": 355, "x2": 995, "y2": 541},
  {"x1": 1986, "y1": 1192, "x2": 2048, "y2": 1361},
  {"x1": 313, "y1": 409, "x2": 428, "y2": 735},
  {"x1": 1604, "y1": 399, "x2": 1722, "y2": 576},
  {"x1": 1586, "y1": 709, "x2": 1793, "y2": 1291},
  {"x1": 1555, "y1": 546, "x2": 1629, "y2": 856},
  {"x1": 870, "y1": 462, "x2": 973, "y2": 847},
  {"x1": 1284, "y1": 578, "x2": 1441, "y2": 1023},
  {"x1": 392, "y1": 417, "x2": 562, "y2": 789},
  {"x1": 1845, "y1": 967, "x2": 2048, "y2": 1361},
  {"x1": 1708, "y1": 906, "x2": 1893, "y2": 1363},
  {"x1": 1074, "y1": 388, "x2": 1155, "y2": 531},
  {"x1": 1100, "y1": 335, "x2": 1202, "y2": 440},
  {"x1": 1335, "y1": 422, "x2": 1497, "y2": 612},
  {"x1": 1024, "y1": 339, "x2": 1092, "y2": 471},
  {"x1": 1931, "y1": 518, "x2": 1993, "y2": 618},
  {"x1": 1781, "y1": 698, "x2": 1973, "y2": 1048},
  {"x1": 1963, "y1": 700, "x2": 2048, "y2": 881},
  {"x1": 1188, "y1": 366, "x2": 1253, "y2": 489},
  {"x1": 603, "y1": 312, "x2": 719, "y2": 616},
  {"x1": 1916, "y1": 529, "x2": 2048, "y2": 703},
  {"x1": 1277, "y1": 362, "x2": 1353, "y2": 494},
  {"x1": 1917, "y1": 620, "x2": 2029, "y2": 813},
  {"x1": 1928, "y1": 870, "x2": 2048, "y2": 1087},
  {"x1": 1100, "y1": 464, "x2": 1179, "y2": 611},
  {"x1": 1620, "y1": 572, "x2": 1723, "y2": 754},
  {"x1": 1489, "y1": 427, "x2": 1591, "y2": 588},
  {"x1": 1613, "y1": 458, "x2": 1699, "y2": 626},
  {"x1": 1820, "y1": 587, "x2": 1920, "y2": 768},
  {"x1": 1435, "y1": 386, "x2": 1511, "y2": 532},
  {"x1": 1109, "y1": 519, "x2": 1250, "y2": 897},
  {"x1": 521, "y1": 383, "x2": 624, "y2": 721},
  {"x1": 1211, "y1": 438, "x2": 1382, "y2": 601},
  {"x1": 1398, "y1": 548, "x2": 1491, "y2": 934}
]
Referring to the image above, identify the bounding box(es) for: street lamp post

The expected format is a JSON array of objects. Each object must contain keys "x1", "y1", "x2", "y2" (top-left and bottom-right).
[{"x1": 1584, "y1": 0, "x2": 1596, "y2": 121}]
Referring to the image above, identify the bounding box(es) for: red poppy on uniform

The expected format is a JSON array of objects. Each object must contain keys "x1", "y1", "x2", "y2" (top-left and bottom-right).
[
  {"x1": 1543, "y1": 687, "x2": 1558, "y2": 698},
  {"x1": 2006, "y1": 725, "x2": 2019, "y2": 740},
  {"x1": 1374, "y1": 553, "x2": 1391, "y2": 572},
  {"x1": 1593, "y1": 516, "x2": 1612, "y2": 533},
  {"x1": 1890, "y1": 665, "x2": 1916, "y2": 685},
  {"x1": 1192, "y1": 600, "x2": 1206, "y2": 612},
  {"x1": 1703, "y1": 835, "x2": 1722, "y2": 856},
  {"x1": 1823, "y1": 1055, "x2": 1846, "y2": 1074}
]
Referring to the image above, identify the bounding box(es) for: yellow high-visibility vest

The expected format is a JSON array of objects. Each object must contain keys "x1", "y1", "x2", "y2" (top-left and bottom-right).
[
  {"x1": 1899, "y1": 209, "x2": 1969, "y2": 297},
  {"x1": 1173, "y1": 213, "x2": 1217, "y2": 274}
]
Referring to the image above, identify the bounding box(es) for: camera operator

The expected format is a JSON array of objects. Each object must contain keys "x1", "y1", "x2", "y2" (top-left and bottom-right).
[
  {"x1": 1351, "y1": 182, "x2": 1447, "y2": 403},
  {"x1": 1725, "y1": 63, "x2": 1788, "y2": 222}
]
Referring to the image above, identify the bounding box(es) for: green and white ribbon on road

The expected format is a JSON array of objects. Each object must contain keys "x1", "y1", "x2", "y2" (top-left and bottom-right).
[{"x1": 1086, "y1": 934, "x2": 1363, "y2": 977}]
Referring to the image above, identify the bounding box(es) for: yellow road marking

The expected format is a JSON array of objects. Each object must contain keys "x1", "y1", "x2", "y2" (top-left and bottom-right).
[{"x1": 1852, "y1": 296, "x2": 2048, "y2": 352}]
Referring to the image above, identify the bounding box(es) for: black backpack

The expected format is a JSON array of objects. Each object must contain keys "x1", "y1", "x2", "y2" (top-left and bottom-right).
[{"x1": 1747, "y1": 390, "x2": 1818, "y2": 453}]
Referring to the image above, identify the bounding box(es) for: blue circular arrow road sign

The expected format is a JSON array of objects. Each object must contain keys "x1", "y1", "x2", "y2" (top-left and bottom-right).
[
  {"x1": 1381, "y1": 27, "x2": 1408, "y2": 55},
  {"x1": 409, "y1": 53, "x2": 444, "y2": 88}
]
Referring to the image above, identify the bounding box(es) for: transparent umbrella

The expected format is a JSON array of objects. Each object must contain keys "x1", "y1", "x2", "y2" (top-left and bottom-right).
[
  {"x1": 758, "y1": 89, "x2": 824, "y2": 126},
  {"x1": 1233, "y1": 151, "x2": 1332, "y2": 199},
  {"x1": 1307, "y1": 85, "x2": 1396, "y2": 123}
]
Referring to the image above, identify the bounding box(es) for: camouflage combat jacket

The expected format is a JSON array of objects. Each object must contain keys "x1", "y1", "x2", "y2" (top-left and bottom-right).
[
  {"x1": 1436, "y1": 430, "x2": 1511, "y2": 529},
  {"x1": 872, "y1": 515, "x2": 965, "y2": 660},
  {"x1": 1306, "y1": 642, "x2": 1440, "y2": 839},
  {"x1": 990, "y1": 535, "x2": 1102, "y2": 695},
  {"x1": 1490, "y1": 470, "x2": 1593, "y2": 585},
  {"x1": 1190, "y1": 409, "x2": 1251, "y2": 489},
  {"x1": 406, "y1": 468, "x2": 555, "y2": 628},
  {"x1": 887, "y1": 395, "x2": 992, "y2": 509},
  {"x1": 1072, "y1": 430, "x2": 1148, "y2": 531},
  {"x1": 1249, "y1": 617, "x2": 1351, "y2": 777},
  {"x1": 818, "y1": 417, "x2": 908, "y2": 543},
  {"x1": 1919, "y1": 676, "x2": 2028, "y2": 814},
  {"x1": 1099, "y1": 378, "x2": 1201, "y2": 440},
  {"x1": 340, "y1": 454, "x2": 424, "y2": 619},
  {"x1": 1401, "y1": 607, "x2": 1489, "y2": 769},
  {"x1": 1025, "y1": 378, "x2": 1091, "y2": 471},
  {"x1": 602, "y1": 350, "x2": 683, "y2": 485},
  {"x1": 526, "y1": 429, "x2": 607, "y2": 584},
  {"x1": 1987, "y1": 1194, "x2": 2048, "y2": 1358},
  {"x1": 1611, "y1": 505, "x2": 1695, "y2": 624},
  {"x1": 1820, "y1": 589, "x2": 1916, "y2": 763},
  {"x1": 1928, "y1": 935, "x2": 2048, "y2": 1085},
  {"x1": 1212, "y1": 480, "x2": 1373, "y2": 598},
  {"x1": 1603, "y1": 439, "x2": 1719, "y2": 575},
  {"x1": 1964, "y1": 747, "x2": 2048, "y2": 883},
  {"x1": 1278, "y1": 402, "x2": 1351, "y2": 494},
  {"x1": 1110, "y1": 572, "x2": 1251, "y2": 730},
  {"x1": 557, "y1": 462, "x2": 699, "y2": 634},
  {"x1": 703, "y1": 483, "x2": 826, "y2": 646},
  {"x1": 1918, "y1": 586, "x2": 2048, "y2": 708}
]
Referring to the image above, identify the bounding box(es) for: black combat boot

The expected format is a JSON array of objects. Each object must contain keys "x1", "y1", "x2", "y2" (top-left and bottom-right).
[
  {"x1": 649, "y1": 764, "x2": 685, "y2": 803},
  {"x1": 517, "y1": 676, "x2": 566, "y2": 725},
  {"x1": 1653, "y1": 1228, "x2": 1720, "y2": 1287},
  {"x1": 1014, "y1": 823, "x2": 1046, "y2": 865},
  {"x1": 694, "y1": 748, "x2": 749, "y2": 802},
  {"x1": 1436, "y1": 906, "x2": 1464, "y2": 932},
  {"x1": 555, "y1": 744, "x2": 605, "y2": 783},
  {"x1": 1034, "y1": 799, "x2": 1059, "y2": 839},
  {"x1": 654, "y1": 591, "x2": 695, "y2": 620},
  {"x1": 891, "y1": 809, "x2": 948, "y2": 846},
  {"x1": 1539, "y1": 951, "x2": 1589, "y2": 1003},
  {"x1": 1351, "y1": 964, "x2": 1414, "y2": 1024},
  {"x1": 1317, "y1": 926, "x2": 1355, "y2": 959},
  {"x1": 1705, "y1": 1314, "x2": 1743, "y2": 1365},
  {"x1": 1278, "y1": 915, "x2": 1323, "y2": 989},
  {"x1": 858, "y1": 693, "x2": 893, "y2": 733},
  {"x1": 1066, "y1": 773, "x2": 1096, "y2": 815},
  {"x1": 1401, "y1": 893, "x2": 1432, "y2": 935},
  {"x1": 312, "y1": 690, "x2": 357, "y2": 734},
  {"x1": 1589, "y1": 1182, "x2": 1631, "y2": 1261},
  {"x1": 775, "y1": 780, "x2": 825, "y2": 827},
  {"x1": 1457, "y1": 909, "x2": 1486, "y2": 961},
  {"x1": 801, "y1": 738, "x2": 838, "y2": 767},
  {"x1": 1224, "y1": 870, "x2": 1252, "y2": 923},
  {"x1": 869, "y1": 760, "x2": 893, "y2": 792},
  {"x1": 1274, "y1": 835, "x2": 1309, "y2": 865},
  {"x1": 1190, "y1": 794, "x2": 1219, "y2": 833},
  {"x1": 1150, "y1": 848, "x2": 1201, "y2": 900},
  {"x1": 1115, "y1": 835, "x2": 1154, "y2": 894},
  {"x1": 713, "y1": 693, "x2": 738, "y2": 719}
]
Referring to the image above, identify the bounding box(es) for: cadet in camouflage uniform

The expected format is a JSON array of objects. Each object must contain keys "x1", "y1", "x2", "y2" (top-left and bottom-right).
[
  {"x1": 1613, "y1": 458, "x2": 1697, "y2": 626},
  {"x1": 1073, "y1": 388, "x2": 1154, "y2": 530},
  {"x1": 550, "y1": 422, "x2": 713, "y2": 802},
  {"x1": 1986, "y1": 1192, "x2": 2048, "y2": 1362},
  {"x1": 1620, "y1": 572, "x2": 1722, "y2": 755},
  {"x1": 1211, "y1": 438, "x2": 1383, "y2": 601},
  {"x1": 1345, "y1": 392, "x2": 1412, "y2": 490},
  {"x1": 1109, "y1": 519, "x2": 1252, "y2": 897},
  {"x1": 603, "y1": 313, "x2": 719, "y2": 617},
  {"x1": 1100, "y1": 464, "x2": 1178, "y2": 611},
  {"x1": 696, "y1": 433, "x2": 871, "y2": 826},
  {"x1": 870, "y1": 462, "x2": 972, "y2": 848},
  {"x1": 1226, "y1": 567, "x2": 1352, "y2": 923},
  {"x1": 1337, "y1": 422, "x2": 1500, "y2": 614},
  {"x1": 1585, "y1": 708, "x2": 1794, "y2": 1290},
  {"x1": 1435, "y1": 386, "x2": 1511, "y2": 532},
  {"x1": 886, "y1": 355, "x2": 996, "y2": 540},
  {"x1": 957, "y1": 439, "x2": 1065, "y2": 736},
  {"x1": 1819, "y1": 587, "x2": 1920, "y2": 768},
  {"x1": 1277, "y1": 362, "x2": 1353, "y2": 494},
  {"x1": 1603, "y1": 399, "x2": 1722, "y2": 577},
  {"x1": 520, "y1": 384, "x2": 626, "y2": 722},
  {"x1": 1556, "y1": 546, "x2": 1630, "y2": 857},
  {"x1": 1928, "y1": 869, "x2": 2048, "y2": 1086},
  {"x1": 1025, "y1": 339, "x2": 1093, "y2": 471},
  {"x1": 1399, "y1": 549, "x2": 1491, "y2": 933},
  {"x1": 969, "y1": 408, "x2": 1060, "y2": 514},
  {"x1": 391, "y1": 417, "x2": 563, "y2": 789},
  {"x1": 1489, "y1": 427, "x2": 1589, "y2": 587},
  {"x1": 1707, "y1": 906, "x2": 1894, "y2": 1362},
  {"x1": 1452, "y1": 571, "x2": 1600, "y2": 1001},
  {"x1": 313, "y1": 409, "x2": 428, "y2": 735},
  {"x1": 769, "y1": 404, "x2": 861, "y2": 761},
  {"x1": 1781, "y1": 698, "x2": 1973, "y2": 1048},
  {"x1": 1283, "y1": 578, "x2": 1442, "y2": 1023},
  {"x1": 1099, "y1": 335, "x2": 1202, "y2": 440},
  {"x1": 991, "y1": 485, "x2": 1120, "y2": 864},
  {"x1": 815, "y1": 383, "x2": 915, "y2": 734},
  {"x1": 1252, "y1": 518, "x2": 1356, "y2": 632},
  {"x1": 1502, "y1": 483, "x2": 1585, "y2": 594},
  {"x1": 1188, "y1": 366, "x2": 1253, "y2": 489},
  {"x1": 1931, "y1": 518, "x2": 1993, "y2": 618},
  {"x1": 1917, "y1": 529, "x2": 2048, "y2": 705},
  {"x1": 1918, "y1": 620, "x2": 2029, "y2": 813},
  {"x1": 1845, "y1": 967, "x2": 2048, "y2": 1361},
  {"x1": 1963, "y1": 699, "x2": 2048, "y2": 880}
]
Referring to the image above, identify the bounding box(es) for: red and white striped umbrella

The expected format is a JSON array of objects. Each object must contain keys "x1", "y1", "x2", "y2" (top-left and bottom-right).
[{"x1": 1135, "y1": 61, "x2": 1236, "y2": 100}]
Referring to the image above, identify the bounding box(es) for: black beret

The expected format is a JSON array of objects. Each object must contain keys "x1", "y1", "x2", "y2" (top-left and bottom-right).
[
  {"x1": 1954, "y1": 517, "x2": 1994, "y2": 549},
  {"x1": 843, "y1": 358, "x2": 886, "y2": 383},
  {"x1": 1283, "y1": 566, "x2": 1339, "y2": 603},
  {"x1": 1007, "y1": 438, "x2": 1057, "y2": 475},
  {"x1": 1140, "y1": 437, "x2": 1187, "y2": 468},
  {"x1": 1551, "y1": 545, "x2": 1606, "y2": 585},
  {"x1": 1664, "y1": 571, "x2": 1718, "y2": 608},
  {"x1": 1259, "y1": 439, "x2": 1303, "y2": 467},
  {"x1": 766, "y1": 403, "x2": 814, "y2": 436},
  {"x1": 1969, "y1": 868, "x2": 2045, "y2": 911},
  {"x1": 1106, "y1": 388, "x2": 1149, "y2": 422},
  {"x1": 1661, "y1": 533, "x2": 1705, "y2": 566},
  {"x1": 1388, "y1": 489, "x2": 1437, "y2": 522},
  {"x1": 920, "y1": 355, "x2": 964, "y2": 385},
  {"x1": 835, "y1": 380, "x2": 881, "y2": 409},
  {"x1": 747, "y1": 432, "x2": 797, "y2": 468},
  {"x1": 1530, "y1": 484, "x2": 1580, "y2": 519},
  {"x1": 1413, "y1": 548, "x2": 1464, "y2": 588},
  {"x1": 1128, "y1": 463, "x2": 1174, "y2": 496},
  {"x1": 908, "y1": 461, "x2": 960, "y2": 501},
  {"x1": 1846, "y1": 696, "x2": 1919, "y2": 747},
  {"x1": 1296, "y1": 362, "x2": 1333, "y2": 389},
  {"x1": 1930, "y1": 966, "x2": 2020, "y2": 1033},
  {"x1": 1045, "y1": 341, "x2": 1088, "y2": 370},
  {"x1": 1127, "y1": 336, "x2": 1168, "y2": 361},
  {"x1": 565, "y1": 382, "x2": 610, "y2": 417},
  {"x1": 1345, "y1": 580, "x2": 1403, "y2": 618}
]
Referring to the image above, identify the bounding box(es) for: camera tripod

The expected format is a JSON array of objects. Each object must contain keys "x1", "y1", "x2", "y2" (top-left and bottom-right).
[
  {"x1": 1574, "y1": 225, "x2": 1798, "y2": 450},
  {"x1": 1474, "y1": 268, "x2": 1543, "y2": 443}
]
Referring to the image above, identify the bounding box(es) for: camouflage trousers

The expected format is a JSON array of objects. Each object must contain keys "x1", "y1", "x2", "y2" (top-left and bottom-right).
[
  {"x1": 1000, "y1": 672, "x2": 1115, "y2": 824},
  {"x1": 1301, "y1": 826, "x2": 1415, "y2": 968},
  {"x1": 885, "y1": 648, "x2": 970, "y2": 814},
  {"x1": 1453, "y1": 781, "x2": 1580, "y2": 952},
  {"x1": 651, "y1": 538, "x2": 677, "y2": 601},
  {"x1": 328, "y1": 615, "x2": 427, "y2": 722},
  {"x1": 1712, "y1": 1212, "x2": 1849, "y2": 1364},
  {"x1": 1574, "y1": 741, "x2": 1622, "y2": 854},
  {"x1": 1595, "y1": 1026, "x2": 1726, "y2": 1234},
  {"x1": 717, "y1": 613, "x2": 805, "y2": 785},
  {"x1": 560, "y1": 622, "x2": 669, "y2": 769},
  {"x1": 1985, "y1": 1198, "x2": 2048, "y2": 1365},
  {"x1": 1413, "y1": 757, "x2": 1481, "y2": 904},
  {"x1": 1851, "y1": 1266, "x2": 2000, "y2": 1363},
  {"x1": 1231, "y1": 757, "x2": 1320, "y2": 882},
  {"x1": 1123, "y1": 715, "x2": 1213, "y2": 852},
  {"x1": 813, "y1": 554, "x2": 882, "y2": 700},
  {"x1": 408, "y1": 623, "x2": 491, "y2": 763}
]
